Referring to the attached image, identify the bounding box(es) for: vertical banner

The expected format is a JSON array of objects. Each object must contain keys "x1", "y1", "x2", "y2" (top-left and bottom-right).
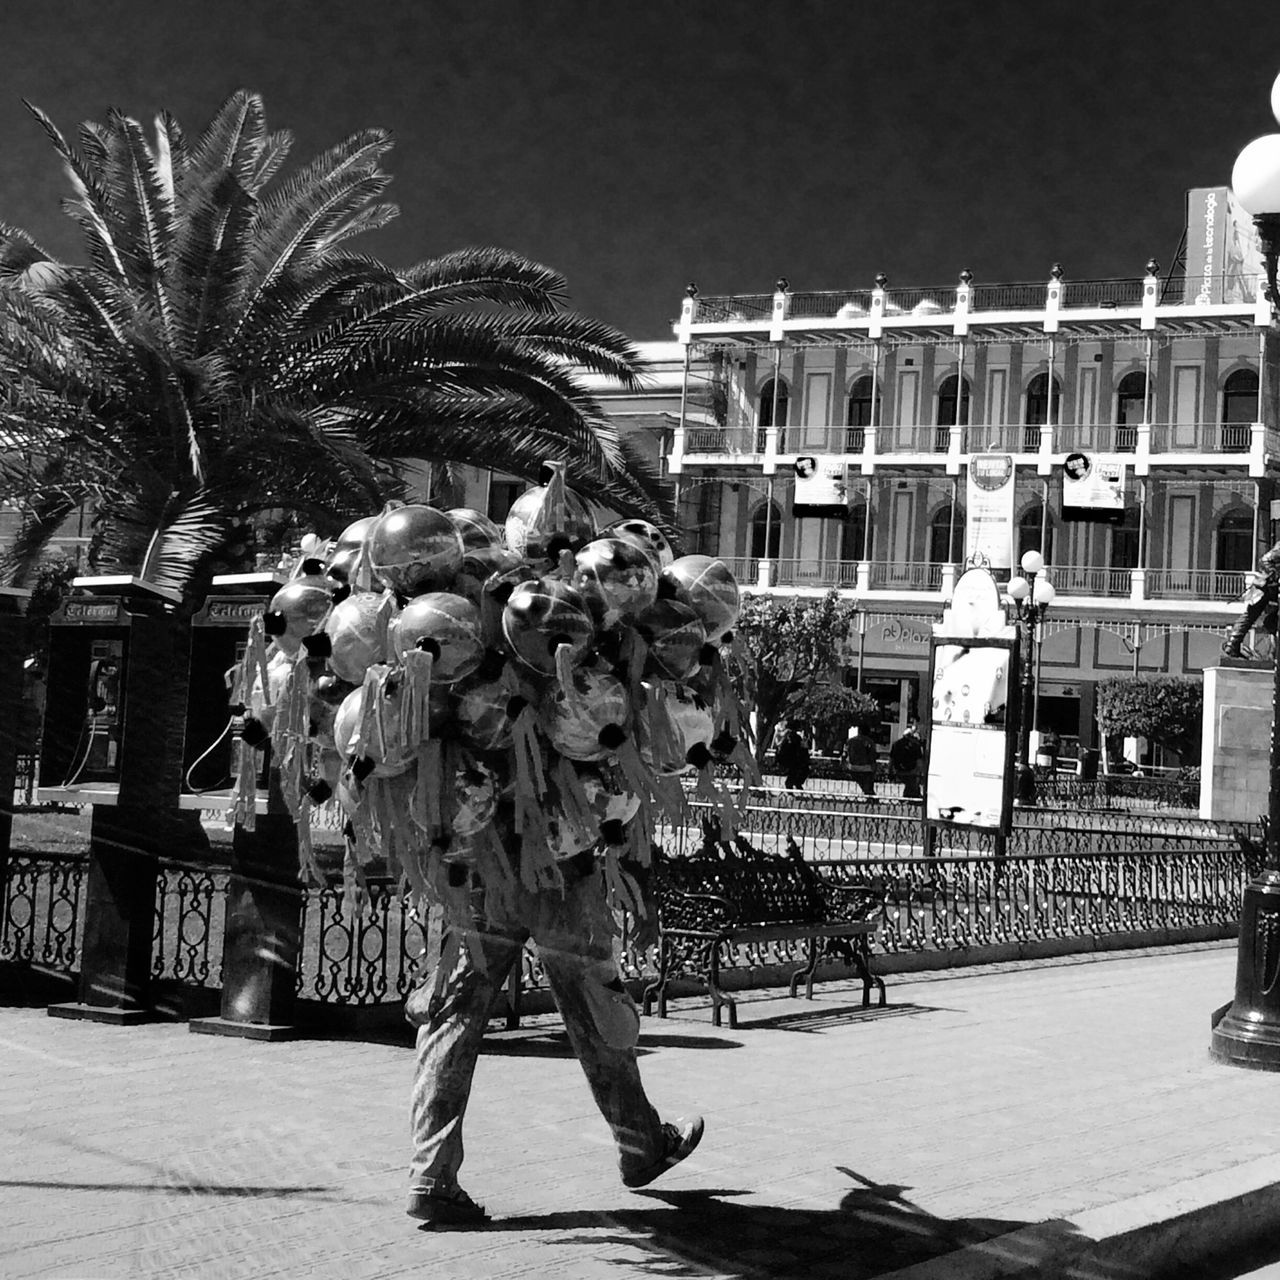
[
  {"x1": 965, "y1": 454, "x2": 1015, "y2": 569},
  {"x1": 1184, "y1": 186, "x2": 1265, "y2": 304},
  {"x1": 923, "y1": 635, "x2": 1018, "y2": 833}
]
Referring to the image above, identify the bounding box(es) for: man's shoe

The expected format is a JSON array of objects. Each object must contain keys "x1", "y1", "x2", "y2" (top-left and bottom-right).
[
  {"x1": 622, "y1": 1117, "x2": 705, "y2": 1189},
  {"x1": 406, "y1": 1185, "x2": 488, "y2": 1227}
]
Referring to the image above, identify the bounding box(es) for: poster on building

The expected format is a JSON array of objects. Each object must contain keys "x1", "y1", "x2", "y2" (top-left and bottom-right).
[
  {"x1": 1183, "y1": 186, "x2": 1265, "y2": 305},
  {"x1": 792, "y1": 456, "x2": 849, "y2": 516},
  {"x1": 1062, "y1": 452, "x2": 1126, "y2": 520},
  {"x1": 923, "y1": 635, "x2": 1018, "y2": 833},
  {"x1": 965, "y1": 453, "x2": 1015, "y2": 569}
]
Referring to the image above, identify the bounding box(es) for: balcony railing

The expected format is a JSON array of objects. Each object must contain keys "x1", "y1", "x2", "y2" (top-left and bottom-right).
[
  {"x1": 683, "y1": 418, "x2": 1261, "y2": 461},
  {"x1": 865, "y1": 560, "x2": 945, "y2": 591},
  {"x1": 772, "y1": 558, "x2": 859, "y2": 588},
  {"x1": 1144, "y1": 569, "x2": 1247, "y2": 601},
  {"x1": 1044, "y1": 565, "x2": 1132, "y2": 597}
]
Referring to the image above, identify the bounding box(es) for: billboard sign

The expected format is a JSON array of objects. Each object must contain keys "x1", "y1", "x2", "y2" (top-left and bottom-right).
[
  {"x1": 923, "y1": 635, "x2": 1018, "y2": 833},
  {"x1": 1062, "y1": 452, "x2": 1125, "y2": 520},
  {"x1": 1184, "y1": 186, "x2": 1265, "y2": 304},
  {"x1": 793, "y1": 456, "x2": 849, "y2": 516},
  {"x1": 965, "y1": 453, "x2": 1016, "y2": 569}
]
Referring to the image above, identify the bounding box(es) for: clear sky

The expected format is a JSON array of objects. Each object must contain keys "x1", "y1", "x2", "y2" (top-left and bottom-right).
[{"x1": 3, "y1": 0, "x2": 1280, "y2": 338}]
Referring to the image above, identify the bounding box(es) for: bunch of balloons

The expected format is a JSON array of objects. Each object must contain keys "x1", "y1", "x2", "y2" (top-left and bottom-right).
[{"x1": 228, "y1": 465, "x2": 756, "y2": 916}]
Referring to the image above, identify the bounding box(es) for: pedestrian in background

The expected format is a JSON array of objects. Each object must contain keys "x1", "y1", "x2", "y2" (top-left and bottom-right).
[
  {"x1": 889, "y1": 722, "x2": 925, "y2": 799},
  {"x1": 776, "y1": 724, "x2": 811, "y2": 791},
  {"x1": 845, "y1": 726, "x2": 878, "y2": 800}
]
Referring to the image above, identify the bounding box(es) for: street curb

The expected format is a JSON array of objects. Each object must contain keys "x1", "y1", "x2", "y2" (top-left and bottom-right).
[{"x1": 867, "y1": 1154, "x2": 1280, "y2": 1280}]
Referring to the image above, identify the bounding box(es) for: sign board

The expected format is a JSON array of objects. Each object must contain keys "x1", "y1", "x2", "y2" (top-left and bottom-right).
[
  {"x1": 965, "y1": 454, "x2": 1016, "y2": 569},
  {"x1": 923, "y1": 635, "x2": 1018, "y2": 833},
  {"x1": 1062, "y1": 452, "x2": 1125, "y2": 521},
  {"x1": 1183, "y1": 186, "x2": 1264, "y2": 305},
  {"x1": 792, "y1": 456, "x2": 849, "y2": 516}
]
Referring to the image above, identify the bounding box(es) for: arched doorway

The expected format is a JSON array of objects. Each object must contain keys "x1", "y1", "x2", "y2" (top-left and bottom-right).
[
  {"x1": 757, "y1": 378, "x2": 789, "y2": 453},
  {"x1": 1023, "y1": 372, "x2": 1061, "y2": 452},
  {"x1": 1221, "y1": 369, "x2": 1259, "y2": 452},
  {"x1": 935, "y1": 375, "x2": 971, "y2": 452},
  {"x1": 1115, "y1": 371, "x2": 1146, "y2": 452}
]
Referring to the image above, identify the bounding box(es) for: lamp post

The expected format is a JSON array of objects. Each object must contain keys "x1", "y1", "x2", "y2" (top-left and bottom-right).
[
  {"x1": 1211, "y1": 71, "x2": 1280, "y2": 1069},
  {"x1": 1007, "y1": 549, "x2": 1056, "y2": 806}
]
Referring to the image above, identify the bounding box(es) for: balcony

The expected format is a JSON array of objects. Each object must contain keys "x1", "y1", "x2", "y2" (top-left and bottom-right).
[
  {"x1": 680, "y1": 418, "x2": 1263, "y2": 464},
  {"x1": 745, "y1": 560, "x2": 1247, "y2": 604}
]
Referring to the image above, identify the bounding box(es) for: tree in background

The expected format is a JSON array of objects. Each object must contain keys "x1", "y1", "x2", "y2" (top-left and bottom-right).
[
  {"x1": 1094, "y1": 676, "x2": 1204, "y2": 765},
  {"x1": 792, "y1": 684, "x2": 881, "y2": 756},
  {"x1": 730, "y1": 590, "x2": 857, "y2": 763},
  {"x1": 0, "y1": 90, "x2": 670, "y2": 599}
]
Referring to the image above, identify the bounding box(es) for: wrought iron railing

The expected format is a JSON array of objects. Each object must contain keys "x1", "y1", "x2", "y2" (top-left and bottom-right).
[
  {"x1": 865, "y1": 560, "x2": 945, "y2": 592},
  {"x1": 771, "y1": 558, "x2": 859, "y2": 589},
  {"x1": 1044, "y1": 564, "x2": 1132, "y2": 597},
  {"x1": 0, "y1": 851, "x2": 85, "y2": 972},
  {"x1": 1144, "y1": 569, "x2": 1248, "y2": 602}
]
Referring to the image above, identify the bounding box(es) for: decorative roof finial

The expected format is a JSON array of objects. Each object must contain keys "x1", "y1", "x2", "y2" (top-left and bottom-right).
[
  {"x1": 875, "y1": 273, "x2": 888, "y2": 289},
  {"x1": 686, "y1": 282, "x2": 698, "y2": 298},
  {"x1": 1146, "y1": 258, "x2": 1160, "y2": 276},
  {"x1": 1050, "y1": 263, "x2": 1064, "y2": 281},
  {"x1": 776, "y1": 277, "x2": 790, "y2": 293},
  {"x1": 959, "y1": 268, "x2": 973, "y2": 285}
]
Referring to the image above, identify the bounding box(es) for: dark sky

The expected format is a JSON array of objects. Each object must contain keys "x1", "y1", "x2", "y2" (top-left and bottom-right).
[{"x1": 3, "y1": 0, "x2": 1280, "y2": 337}]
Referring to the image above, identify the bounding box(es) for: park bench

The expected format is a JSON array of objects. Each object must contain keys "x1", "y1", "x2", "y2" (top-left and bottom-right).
[{"x1": 640, "y1": 833, "x2": 886, "y2": 1028}]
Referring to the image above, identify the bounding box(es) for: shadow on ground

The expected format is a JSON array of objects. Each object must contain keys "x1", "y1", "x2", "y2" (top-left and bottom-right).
[
  {"x1": 735, "y1": 1002, "x2": 948, "y2": 1033},
  {"x1": 488, "y1": 1167, "x2": 1073, "y2": 1279}
]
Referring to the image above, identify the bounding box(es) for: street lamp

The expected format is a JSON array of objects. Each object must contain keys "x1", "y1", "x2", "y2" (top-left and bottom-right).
[
  {"x1": 1211, "y1": 72, "x2": 1280, "y2": 1069},
  {"x1": 1007, "y1": 549, "x2": 1056, "y2": 805}
]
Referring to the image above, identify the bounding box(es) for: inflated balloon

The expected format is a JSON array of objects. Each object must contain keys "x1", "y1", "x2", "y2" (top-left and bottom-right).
[
  {"x1": 368, "y1": 504, "x2": 465, "y2": 595},
  {"x1": 544, "y1": 668, "x2": 630, "y2": 761},
  {"x1": 574, "y1": 537, "x2": 659, "y2": 629},
  {"x1": 605, "y1": 518, "x2": 675, "y2": 570},
  {"x1": 640, "y1": 681, "x2": 715, "y2": 775},
  {"x1": 659, "y1": 555, "x2": 740, "y2": 643},
  {"x1": 635, "y1": 599, "x2": 707, "y2": 681},
  {"x1": 325, "y1": 544, "x2": 362, "y2": 587},
  {"x1": 393, "y1": 592, "x2": 484, "y2": 685},
  {"x1": 578, "y1": 763, "x2": 641, "y2": 827},
  {"x1": 334, "y1": 515, "x2": 378, "y2": 552},
  {"x1": 451, "y1": 677, "x2": 516, "y2": 753},
  {"x1": 325, "y1": 591, "x2": 390, "y2": 685},
  {"x1": 333, "y1": 685, "x2": 412, "y2": 777},
  {"x1": 504, "y1": 485, "x2": 593, "y2": 562},
  {"x1": 544, "y1": 805, "x2": 596, "y2": 859},
  {"x1": 446, "y1": 508, "x2": 504, "y2": 554},
  {"x1": 263, "y1": 577, "x2": 332, "y2": 657},
  {"x1": 457, "y1": 545, "x2": 525, "y2": 606},
  {"x1": 453, "y1": 759, "x2": 498, "y2": 837},
  {"x1": 501, "y1": 578, "x2": 595, "y2": 677}
]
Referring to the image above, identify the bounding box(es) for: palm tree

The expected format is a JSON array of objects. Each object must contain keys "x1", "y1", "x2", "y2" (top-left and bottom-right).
[{"x1": 0, "y1": 90, "x2": 669, "y2": 597}]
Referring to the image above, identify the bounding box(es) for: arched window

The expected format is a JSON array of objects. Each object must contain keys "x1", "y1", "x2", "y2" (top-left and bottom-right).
[
  {"x1": 749, "y1": 501, "x2": 782, "y2": 560},
  {"x1": 756, "y1": 378, "x2": 788, "y2": 453},
  {"x1": 1115, "y1": 371, "x2": 1146, "y2": 452},
  {"x1": 1216, "y1": 509, "x2": 1255, "y2": 574},
  {"x1": 1017, "y1": 503, "x2": 1054, "y2": 566},
  {"x1": 928, "y1": 503, "x2": 964, "y2": 563},
  {"x1": 1109, "y1": 511, "x2": 1140, "y2": 590},
  {"x1": 1023, "y1": 372, "x2": 1062, "y2": 451},
  {"x1": 1222, "y1": 369, "x2": 1259, "y2": 452},
  {"x1": 845, "y1": 375, "x2": 875, "y2": 451},
  {"x1": 935, "y1": 375, "x2": 971, "y2": 452}
]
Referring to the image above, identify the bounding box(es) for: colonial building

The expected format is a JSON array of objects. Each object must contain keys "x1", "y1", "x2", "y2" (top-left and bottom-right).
[{"x1": 657, "y1": 191, "x2": 1274, "y2": 762}]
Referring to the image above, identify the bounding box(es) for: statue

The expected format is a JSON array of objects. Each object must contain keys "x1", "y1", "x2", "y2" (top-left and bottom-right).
[{"x1": 1222, "y1": 540, "x2": 1280, "y2": 658}]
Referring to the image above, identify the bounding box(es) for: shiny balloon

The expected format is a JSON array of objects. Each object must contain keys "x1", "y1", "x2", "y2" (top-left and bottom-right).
[
  {"x1": 368, "y1": 504, "x2": 465, "y2": 595},
  {"x1": 659, "y1": 555, "x2": 740, "y2": 643},
  {"x1": 333, "y1": 515, "x2": 378, "y2": 552},
  {"x1": 333, "y1": 685, "x2": 412, "y2": 777},
  {"x1": 325, "y1": 591, "x2": 389, "y2": 685},
  {"x1": 604, "y1": 518, "x2": 676, "y2": 570},
  {"x1": 451, "y1": 677, "x2": 516, "y2": 753},
  {"x1": 503, "y1": 485, "x2": 594, "y2": 562},
  {"x1": 457, "y1": 545, "x2": 525, "y2": 606},
  {"x1": 501, "y1": 578, "x2": 595, "y2": 677},
  {"x1": 578, "y1": 763, "x2": 641, "y2": 826},
  {"x1": 635, "y1": 599, "x2": 707, "y2": 681},
  {"x1": 453, "y1": 759, "x2": 498, "y2": 837},
  {"x1": 446, "y1": 508, "x2": 504, "y2": 554},
  {"x1": 544, "y1": 667, "x2": 630, "y2": 761},
  {"x1": 573, "y1": 537, "x2": 660, "y2": 629},
  {"x1": 394, "y1": 592, "x2": 484, "y2": 685},
  {"x1": 263, "y1": 577, "x2": 332, "y2": 657},
  {"x1": 324, "y1": 544, "x2": 361, "y2": 587}
]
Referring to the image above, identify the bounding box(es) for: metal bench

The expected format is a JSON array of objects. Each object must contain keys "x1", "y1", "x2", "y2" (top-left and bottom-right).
[{"x1": 640, "y1": 835, "x2": 886, "y2": 1028}]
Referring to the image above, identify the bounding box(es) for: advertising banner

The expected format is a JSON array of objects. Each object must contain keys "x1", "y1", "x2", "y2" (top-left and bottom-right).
[
  {"x1": 792, "y1": 456, "x2": 849, "y2": 516},
  {"x1": 1062, "y1": 452, "x2": 1125, "y2": 520},
  {"x1": 1183, "y1": 186, "x2": 1264, "y2": 304},
  {"x1": 965, "y1": 454, "x2": 1016, "y2": 569},
  {"x1": 923, "y1": 635, "x2": 1018, "y2": 833}
]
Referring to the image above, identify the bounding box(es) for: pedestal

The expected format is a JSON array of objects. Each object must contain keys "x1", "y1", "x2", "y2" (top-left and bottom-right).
[
  {"x1": 49, "y1": 805, "x2": 160, "y2": 1022},
  {"x1": 1211, "y1": 867, "x2": 1280, "y2": 1070},
  {"x1": 190, "y1": 812, "x2": 301, "y2": 1040},
  {"x1": 1200, "y1": 662, "x2": 1273, "y2": 823}
]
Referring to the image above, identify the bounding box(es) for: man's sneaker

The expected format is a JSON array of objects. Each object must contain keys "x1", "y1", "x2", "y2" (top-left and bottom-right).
[
  {"x1": 622, "y1": 1117, "x2": 705, "y2": 1189},
  {"x1": 406, "y1": 1185, "x2": 488, "y2": 1227}
]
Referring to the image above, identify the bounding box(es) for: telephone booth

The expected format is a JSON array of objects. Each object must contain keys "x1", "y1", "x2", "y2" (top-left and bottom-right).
[
  {"x1": 184, "y1": 573, "x2": 304, "y2": 1041},
  {"x1": 41, "y1": 576, "x2": 183, "y2": 1023}
]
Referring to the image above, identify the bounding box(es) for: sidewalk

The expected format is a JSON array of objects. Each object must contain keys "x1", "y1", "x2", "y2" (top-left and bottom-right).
[{"x1": 3, "y1": 941, "x2": 1279, "y2": 1279}]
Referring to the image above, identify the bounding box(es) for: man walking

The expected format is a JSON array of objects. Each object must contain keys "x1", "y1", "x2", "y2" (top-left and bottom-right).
[
  {"x1": 889, "y1": 722, "x2": 925, "y2": 800},
  {"x1": 845, "y1": 726, "x2": 878, "y2": 800}
]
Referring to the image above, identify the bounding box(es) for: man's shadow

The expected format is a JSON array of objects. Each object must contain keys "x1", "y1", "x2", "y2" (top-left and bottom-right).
[{"x1": 486, "y1": 1166, "x2": 1083, "y2": 1279}]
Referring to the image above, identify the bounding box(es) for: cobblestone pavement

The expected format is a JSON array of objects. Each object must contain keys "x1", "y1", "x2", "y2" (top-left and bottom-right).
[{"x1": 3, "y1": 941, "x2": 1280, "y2": 1279}]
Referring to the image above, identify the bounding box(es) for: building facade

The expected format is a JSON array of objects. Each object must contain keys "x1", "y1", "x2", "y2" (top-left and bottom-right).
[{"x1": 659, "y1": 239, "x2": 1276, "y2": 764}]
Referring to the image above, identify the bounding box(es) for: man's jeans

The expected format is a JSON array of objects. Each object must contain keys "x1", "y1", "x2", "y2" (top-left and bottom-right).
[{"x1": 407, "y1": 866, "x2": 665, "y2": 1193}]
